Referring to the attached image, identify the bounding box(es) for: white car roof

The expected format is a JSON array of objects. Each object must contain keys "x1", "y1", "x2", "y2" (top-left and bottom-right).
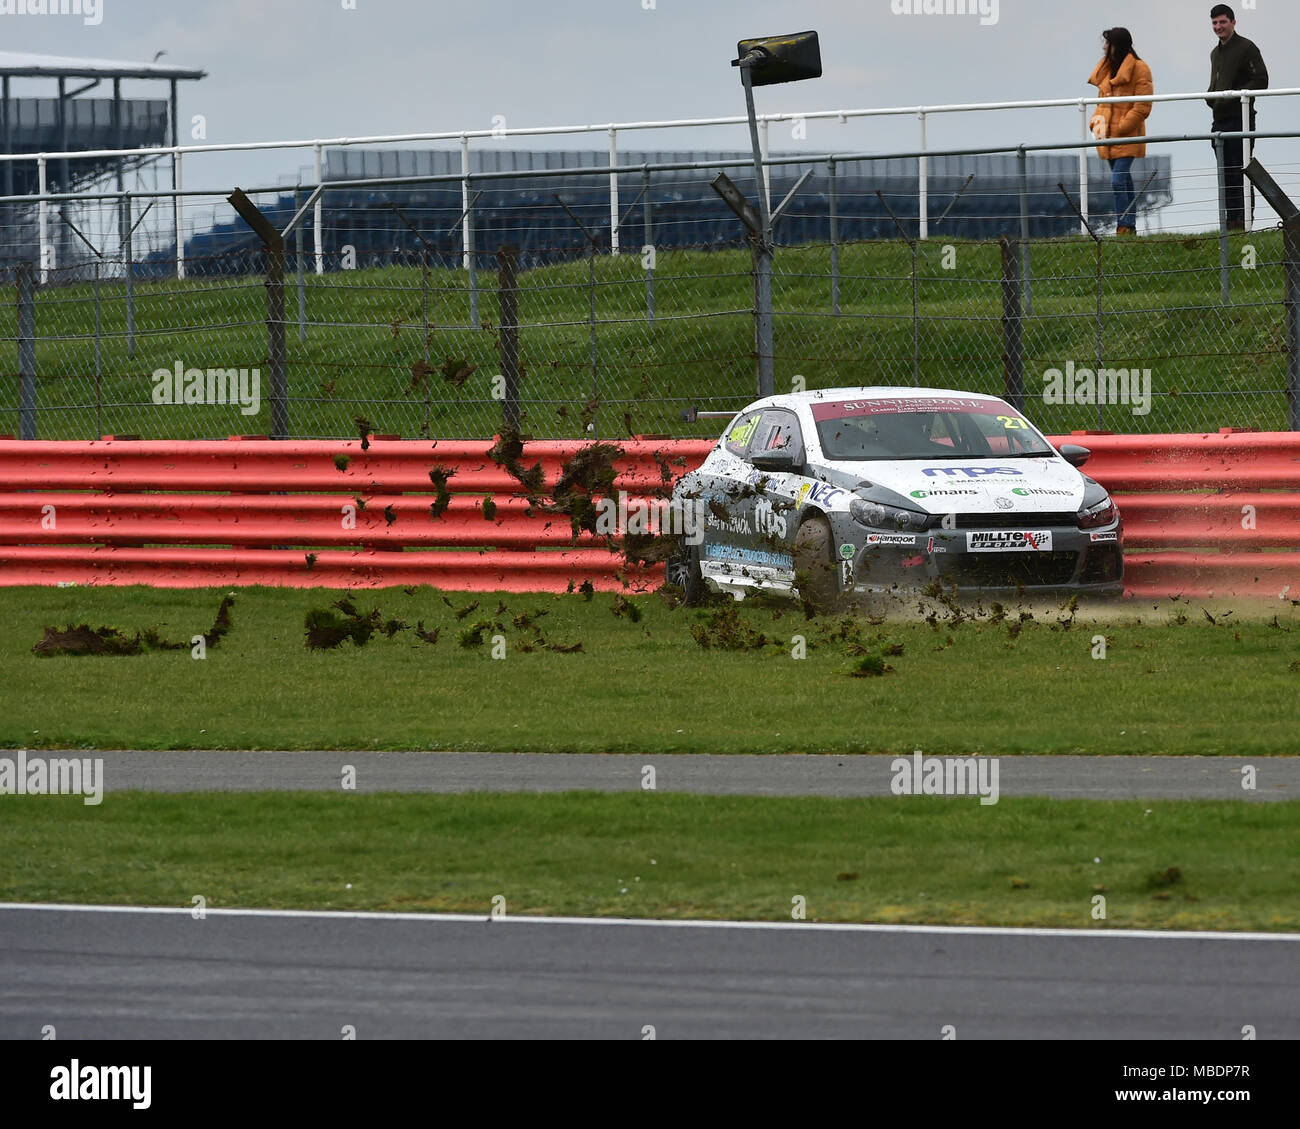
[{"x1": 744, "y1": 387, "x2": 1012, "y2": 414}]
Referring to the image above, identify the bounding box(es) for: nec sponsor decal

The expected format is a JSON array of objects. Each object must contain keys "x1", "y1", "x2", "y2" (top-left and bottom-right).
[
  {"x1": 922, "y1": 466, "x2": 1023, "y2": 478},
  {"x1": 967, "y1": 530, "x2": 1053, "y2": 552},
  {"x1": 795, "y1": 481, "x2": 848, "y2": 510}
]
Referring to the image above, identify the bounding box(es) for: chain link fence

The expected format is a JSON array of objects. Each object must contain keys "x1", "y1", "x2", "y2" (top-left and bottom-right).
[{"x1": 2, "y1": 169, "x2": 1295, "y2": 441}]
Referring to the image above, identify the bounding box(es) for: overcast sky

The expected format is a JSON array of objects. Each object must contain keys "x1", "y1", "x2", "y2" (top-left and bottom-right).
[{"x1": 6, "y1": 0, "x2": 1297, "y2": 229}]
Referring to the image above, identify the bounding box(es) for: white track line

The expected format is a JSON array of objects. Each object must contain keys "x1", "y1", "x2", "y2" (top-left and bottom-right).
[{"x1": 0, "y1": 902, "x2": 1294, "y2": 942}]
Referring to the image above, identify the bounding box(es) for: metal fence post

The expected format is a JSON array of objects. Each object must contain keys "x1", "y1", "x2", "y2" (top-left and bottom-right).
[
  {"x1": 295, "y1": 187, "x2": 307, "y2": 343},
  {"x1": 466, "y1": 190, "x2": 479, "y2": 330},
  {"x1": 828, "y1": 157, "x2": 840, "y2": 316},
  {"x1": 123, "y1": 191, "x2": 136, "y2": 359},
  {"x1": 17, "y1": 262, "x2": 35, "y2": 439},
  {"x1": 1000, "y1": 236, "x2": 1024, "y2": 413},
  {"x1": 227, "y1": 189, "x2": 288, "y2": 438},
  {"x1": 498, "y1": 245, "x2": 521, "y2": 432},
  {"x1": 1286, "y1": 218, "x2": 1300, "y2": 430}
]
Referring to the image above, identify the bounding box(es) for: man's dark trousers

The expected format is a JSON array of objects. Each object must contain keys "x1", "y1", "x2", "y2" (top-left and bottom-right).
[{"x1": 1213, "y1": 107, "x2": 1256, "y2": 229}]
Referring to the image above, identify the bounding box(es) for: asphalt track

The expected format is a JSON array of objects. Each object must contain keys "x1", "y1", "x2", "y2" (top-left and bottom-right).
[
  {"x1": 62, "y1": 750, "x2": 1300, "y2": 800},
  {"x1": 1, "y1": 905, "x2": 1296, "y2": 1039}
]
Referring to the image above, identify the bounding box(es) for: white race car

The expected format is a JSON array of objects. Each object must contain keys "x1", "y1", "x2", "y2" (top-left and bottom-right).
[{"x1": 668, "y1": 387, "x2": 1123, "y2": 611}]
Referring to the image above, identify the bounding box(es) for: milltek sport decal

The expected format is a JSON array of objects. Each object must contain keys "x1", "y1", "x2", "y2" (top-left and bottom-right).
[
  {"x1": 811, "y1": 397, "x2": 1008, "y2": 422},
  {"x1": 967, "y1": 531, "x2": 1053, "y2": 552}
]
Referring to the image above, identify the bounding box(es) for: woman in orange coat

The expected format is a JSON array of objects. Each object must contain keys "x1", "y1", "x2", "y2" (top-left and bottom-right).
[{"x1": 1087, "y1": 28, "x2": 1154, "y2": 235}]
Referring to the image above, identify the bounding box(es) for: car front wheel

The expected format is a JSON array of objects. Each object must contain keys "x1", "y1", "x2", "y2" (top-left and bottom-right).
[{"x1": 793, "y1": 516, "x2": 839, "y2": 615}]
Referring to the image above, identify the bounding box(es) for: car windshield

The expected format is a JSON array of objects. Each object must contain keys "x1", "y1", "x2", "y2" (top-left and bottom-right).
[{"x1": 813, "y1": 399, "x2": 1056, "y2": 461}]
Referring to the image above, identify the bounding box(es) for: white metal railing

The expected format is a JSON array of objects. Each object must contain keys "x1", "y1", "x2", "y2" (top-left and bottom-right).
[{"x1": 4, "y1": 86, "x2": 1297, "y2": 280}]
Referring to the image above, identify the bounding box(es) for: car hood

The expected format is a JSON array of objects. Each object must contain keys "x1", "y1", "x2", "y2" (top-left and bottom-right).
[{"x1": 825, "y1": 456, "x2": 1088, "y2": 514}]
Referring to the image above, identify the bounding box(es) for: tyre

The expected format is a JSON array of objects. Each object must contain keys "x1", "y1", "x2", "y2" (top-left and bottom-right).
[
  {"x1": 665, "y1": 537, "x2": 706, "y2": 605},
  {"x1": 793, "y1": 515, "x2": 840, "y2": 615}
]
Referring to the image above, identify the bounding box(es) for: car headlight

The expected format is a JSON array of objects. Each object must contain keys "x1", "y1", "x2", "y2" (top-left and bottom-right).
[
  {"x1": 1078, "y1": 497, "x2": 1118, "y2": 529},
  {"x1": 851, "y1": 498, "x2": 929, "y2": 532}
]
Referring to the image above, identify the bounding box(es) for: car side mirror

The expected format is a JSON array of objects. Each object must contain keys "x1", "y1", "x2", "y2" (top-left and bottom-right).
[
  {"x1": 1057, "y1": 444, "x2": 1091, "y2": 468},
  {"x1": 750, "y1": 450, "x2": 801, "y2": 473}
]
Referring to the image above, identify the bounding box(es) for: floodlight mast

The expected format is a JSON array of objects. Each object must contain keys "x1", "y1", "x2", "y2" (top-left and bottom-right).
[
  {"x1": 734, "y1": 48, "x2": 774, "y2": 243},
  {"x1": 729, "y1": 33, "x2": 821, "y2": 399}
]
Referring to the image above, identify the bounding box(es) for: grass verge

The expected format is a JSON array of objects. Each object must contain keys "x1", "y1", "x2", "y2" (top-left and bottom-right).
[
  {"x1": 4, "y1": 585, "x2": 1299, "y2": 754},
  {"x1": 2, "y1": 792, "x2": 1296, "y2": 932}
]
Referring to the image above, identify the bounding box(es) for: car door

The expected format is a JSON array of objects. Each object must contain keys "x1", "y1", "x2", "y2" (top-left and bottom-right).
[{"x1": 739, "y1": 408, "x2": 805, "y2": 576}]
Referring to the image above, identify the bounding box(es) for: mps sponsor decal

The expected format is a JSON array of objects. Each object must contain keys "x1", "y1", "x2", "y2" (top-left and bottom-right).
[
  {"x1": 1089, "y1": 531, "x2": 1120, "y2": 542},
  {"x1": 921, "y1": 466, "x2": 1023, "y2": 478},
  {"x1": 795, "y1": 481, "x2": 848, "y2": 510},
  {"x1": 967, "y1": 531, "x2": 1053, "y2": 553},
  {"x1": 866, "y1": 534, "x2": 918, "y2": 547}
]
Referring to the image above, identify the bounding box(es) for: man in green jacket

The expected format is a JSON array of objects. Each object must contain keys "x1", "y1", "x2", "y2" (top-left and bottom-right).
[{"x1": 1206, "y1": 4, "x2": 1269, "y2": 231}]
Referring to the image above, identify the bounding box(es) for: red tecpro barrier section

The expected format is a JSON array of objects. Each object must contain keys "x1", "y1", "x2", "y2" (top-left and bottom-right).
[
  {"x1": 1, "y1": 432, "x2": 1298, "y2": 599},
  {"x1": 0, "y1": 437, "x2": 710, "y2": 593}
]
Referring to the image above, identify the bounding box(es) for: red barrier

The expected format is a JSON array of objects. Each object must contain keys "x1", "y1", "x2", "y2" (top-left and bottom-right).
[{"x1": 1, "y1": 433, "x2": 1297, "y2": 600}]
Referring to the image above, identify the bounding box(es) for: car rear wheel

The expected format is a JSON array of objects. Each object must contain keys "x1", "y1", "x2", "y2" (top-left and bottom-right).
[
  {"x1": 665, "y1": 537, "x2": 705, "y2": 605},
  {"x1": 793, "y1": 515, "x2": 839, "y2": 615}
]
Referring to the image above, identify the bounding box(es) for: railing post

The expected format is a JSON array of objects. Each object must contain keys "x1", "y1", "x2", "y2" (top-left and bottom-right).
[
  {"x1": 17, "y1": 262, "x2": 36, "y2": 439},
  {"x1": 313, "y1": 143, "x2": 325, "y2": 275},
  {"x1": 918, "y1": 110, "x2": 928, "y2": 241},
  {"x1": 1215, "y1": 136, "x2": 1231, "y2": 304},
  {"x1": 173, "y1": 151, "x2": 184, "y2": 280},
  {"x1": 37, "y1": 157, "x2": 49, "y2": 283},
  {"x1": 1018, "y1": 146, "x2": 1032, "y2": 316},
  {"x1": 1242, "y1": 93, "x2": 1254, "y2": 230},
  {"x1": 609, "y1": 126, "x2": 620, "y2": 256},
  {"x1": 1000, "y1": 237, "x2": 1024, "y2": 413},
  {"x1": 459, "y1": 134, "x2": 471, "y2": 271},
  {"x1": 498, "y1": 245, "x2": 521, "y2": 433},
  {"x1": 828, "y1": 157, "x2": 840, "y2": 316},
  {"x1": 1079, "y1": 102, "x2": 1090, "y2": 235},
  {"x1": 642, "y1": 166, "x2": 654, "y2": 324}
]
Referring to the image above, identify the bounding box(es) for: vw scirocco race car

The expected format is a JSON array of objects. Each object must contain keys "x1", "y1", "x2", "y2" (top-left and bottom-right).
[{"x1": 667, "y1": 387, "x2": 1123, "y2": 611}]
